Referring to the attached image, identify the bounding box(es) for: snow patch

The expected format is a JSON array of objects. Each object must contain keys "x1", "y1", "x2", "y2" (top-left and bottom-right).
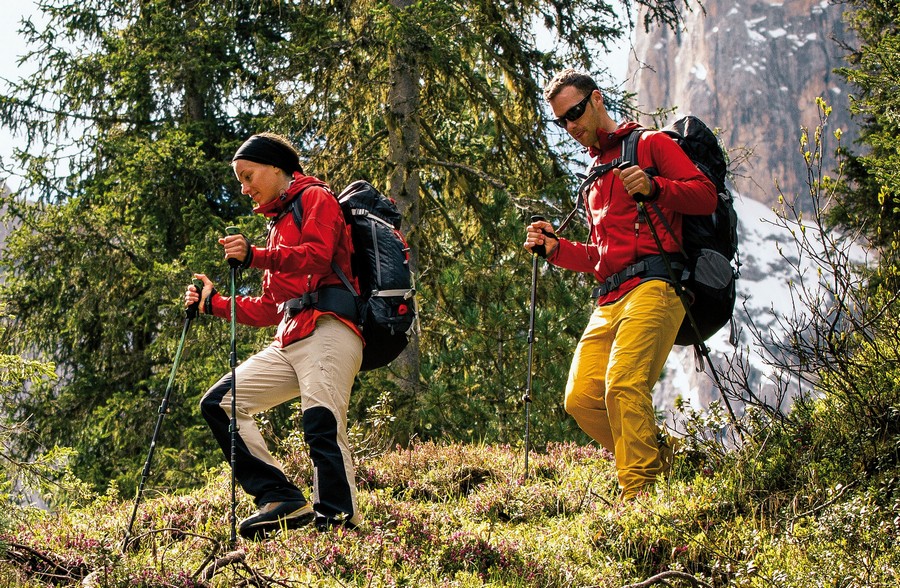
[
  {"x1": 745, "y1": 17, "x2": 768, "y2": 44},
  {"x1": 768, "y1": 28, "x2": 787, "y2": 39},
  {"x1": 657, "y1": 195, "x2": 871, "y2": 419},
  {"x1": 691, "y1": 63, "x2": 708, "y2": 81}
]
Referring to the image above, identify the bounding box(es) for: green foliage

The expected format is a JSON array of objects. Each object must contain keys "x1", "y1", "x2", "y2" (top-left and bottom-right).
[
  {"x1": 0, "y1": 0, "x2": 688, "y2": 491},
  {"x1": 0, "y1": 0, "x2": 294, "y2": 493},
  {"x1": 831, "y1": 1, "x2": 900, "y2": 255},
  {"x1": 2, "y1": 441, "x2": 899, "y2": 587},
  {"x1": 1, "y1": 307, "x2": 96, "y2": 535}
]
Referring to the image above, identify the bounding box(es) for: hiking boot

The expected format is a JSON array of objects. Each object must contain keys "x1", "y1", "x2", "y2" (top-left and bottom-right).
[{"x1": 238, "y1": 500, "x2": 315, "y2": 540}]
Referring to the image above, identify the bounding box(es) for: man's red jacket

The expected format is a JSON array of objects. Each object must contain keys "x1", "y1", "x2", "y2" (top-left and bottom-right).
[
  {"x1": 209, "y1": 173, "x2": 363, "y2": 347},
  {"x1": 548, "y1": 121, "x2": 717, "y2": 305}
]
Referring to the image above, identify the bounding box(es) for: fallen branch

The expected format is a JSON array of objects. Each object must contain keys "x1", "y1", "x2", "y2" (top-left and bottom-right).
[
  {"x1": 200, "y1": 550, "x2": 246, "y2": 581},
  {"x1": 620, "y1": 570, "x2": 714, "y2": 588},
  {"x1": 5, "y1": 541, "x2": 89, "y2": 584}
]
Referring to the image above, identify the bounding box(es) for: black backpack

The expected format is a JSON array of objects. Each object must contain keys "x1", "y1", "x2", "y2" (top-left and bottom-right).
[
  {"x1": 622, "y1": 115, "x2": 740, "y2": 346},
  {"x1": 291, "y1": 180, "x2": 416, "y2": 371}
]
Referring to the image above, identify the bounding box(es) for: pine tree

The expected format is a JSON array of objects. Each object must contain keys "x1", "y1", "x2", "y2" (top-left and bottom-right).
[
  {"x1": 0, "y1": 0, "x2": 695, "y2": 490},
  {"x1": 832, "y1": 0, "x2": 900, "y2": 257}
]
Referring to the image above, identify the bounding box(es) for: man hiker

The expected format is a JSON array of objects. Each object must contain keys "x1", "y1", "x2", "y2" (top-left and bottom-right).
[
  {"x1": 185, "y1": 132, "x2": 363, "y2": 538},
  {"x1": 524, "y1": 69, "x2": 717, "y2": 500}
]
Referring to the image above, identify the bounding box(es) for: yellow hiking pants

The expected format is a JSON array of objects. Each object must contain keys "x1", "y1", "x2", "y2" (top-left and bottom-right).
[{"x1": 564, "y1": 279, "x2": 684, "y2": 499}]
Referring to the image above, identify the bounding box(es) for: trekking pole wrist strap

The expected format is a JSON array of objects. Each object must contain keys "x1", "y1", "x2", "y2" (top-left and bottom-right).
[{"x1": 203, "y1": 289, "x2": 217, "y2": 315}]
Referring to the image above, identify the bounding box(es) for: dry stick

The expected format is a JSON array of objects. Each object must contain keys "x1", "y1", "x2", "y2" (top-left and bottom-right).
[
  {"x1": 5, "y1": 541, "x2": 88, "y2": 583},
  {"x1": 619, "y1": 570, "x2": 714, "y2": 588},
  {"x1": 199, "y1": 550, "x2": 246, "y2": 582}
]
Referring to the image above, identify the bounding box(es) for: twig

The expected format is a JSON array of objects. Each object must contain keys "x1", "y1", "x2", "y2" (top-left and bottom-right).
[
  {"x1": 619, "y1": 570, "x2": 714, "y2": 588},
  {"x1": 5, "y1": 541, "x2": 88, "y2": 583},
  {"x1": 789, "y1": 480, "x2": 857, "y2": 524},
  {"x1": 200, "y1": 550, "x2": 246, "y2": 581}
]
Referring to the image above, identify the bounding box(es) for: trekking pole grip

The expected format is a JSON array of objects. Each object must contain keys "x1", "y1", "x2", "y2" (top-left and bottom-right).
[
  {"x1": 225, "y1": 226, "x2": 242, "y2": 269},
  {"x1": 531, "y1": 214, "x2": 558, "y2": 258},
  {"x1": 186, "y1": 278, "x2": 203, "y2": 319}
]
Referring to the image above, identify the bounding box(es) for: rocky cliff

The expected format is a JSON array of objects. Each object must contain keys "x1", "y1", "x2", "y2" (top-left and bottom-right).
[
  {"x1": 625, "y1": 0, "x2": 857, "y2": 207},
  {"x1": 621, "y1": 1, "x2": 864, "y2": 425}
]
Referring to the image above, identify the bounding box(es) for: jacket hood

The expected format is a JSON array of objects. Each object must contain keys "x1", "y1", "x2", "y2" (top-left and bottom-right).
[
  {"x1": 588, "y1": 121, "x2": 643, "y2": 158},
  {"x1": 253, "y1": 172, "x2": 329, "y2": 217}
]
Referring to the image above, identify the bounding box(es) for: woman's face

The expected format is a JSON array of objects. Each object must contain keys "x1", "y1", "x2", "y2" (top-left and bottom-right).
[{"x1": 233, "y1": 159, "x2": 290, "y2": 206}]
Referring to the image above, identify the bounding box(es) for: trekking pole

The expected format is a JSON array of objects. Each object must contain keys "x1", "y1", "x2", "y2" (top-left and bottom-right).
[
  {"x1": 524, "y1": 215, "x2": 549, "y2": 480},
  {"x1": 226, "y1": 226, "x2": 241, "y2": 547},
  {"x1": 636, "y1": 202, "x2": 744, "y2": 441},
  {"x1": 122, "y1": 279, "x2": 202, "y2": 552}
]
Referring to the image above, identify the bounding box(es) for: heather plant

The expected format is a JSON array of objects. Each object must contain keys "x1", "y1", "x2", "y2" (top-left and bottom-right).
[{"x1": 3, "y1": 439, "x2": 900, "y2": 586}]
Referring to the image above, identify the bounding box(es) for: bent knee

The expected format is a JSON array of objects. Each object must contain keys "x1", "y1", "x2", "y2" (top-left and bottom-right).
[{"x1": 199, "y1": 377, "x2": 231, "y2": 419}]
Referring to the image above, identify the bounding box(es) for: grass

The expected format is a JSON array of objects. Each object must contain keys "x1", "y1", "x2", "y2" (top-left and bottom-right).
[{"x1": 1, "y1": 440, "x2": 899, "y2": 587}]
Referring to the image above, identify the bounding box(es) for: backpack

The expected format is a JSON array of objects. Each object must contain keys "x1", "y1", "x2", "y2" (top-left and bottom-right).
[
  {"x1": 622, "y1": 115, "x2": 740, "y2": 346},
  {"x1": 291, "y1": 180, "x2": 416, "y2": 371}
]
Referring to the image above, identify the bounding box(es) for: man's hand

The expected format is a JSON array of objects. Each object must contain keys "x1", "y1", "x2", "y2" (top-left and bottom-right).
[
  {"x1": 613, "y1": 162, "x2": 658, "y2": 202},
  {"x1": 524, "y1": 219, "x2": 559, "y2": 258},
  {"x1": 218, "y1": 233, "x2": 249, "y2": 264}
]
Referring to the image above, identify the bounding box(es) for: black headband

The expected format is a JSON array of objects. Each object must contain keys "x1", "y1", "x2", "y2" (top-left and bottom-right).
[{"x1": 232, "y1": 135, "x2": 303, "y2": 174}]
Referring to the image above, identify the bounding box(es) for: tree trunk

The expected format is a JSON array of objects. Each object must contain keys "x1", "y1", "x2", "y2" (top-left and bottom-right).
[{"x1": 385, "y1": 0, "x2": 422, "y2": 445}]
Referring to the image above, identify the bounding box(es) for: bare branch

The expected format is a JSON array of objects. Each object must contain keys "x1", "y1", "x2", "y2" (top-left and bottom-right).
[{"x1": 619, "y1": 570, "x2": 714, "y2": 588}]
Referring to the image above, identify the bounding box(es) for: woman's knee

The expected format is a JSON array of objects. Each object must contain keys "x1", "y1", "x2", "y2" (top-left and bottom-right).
[{"x1": 199, "y1": 377, "x2": 230, "y2": 420}]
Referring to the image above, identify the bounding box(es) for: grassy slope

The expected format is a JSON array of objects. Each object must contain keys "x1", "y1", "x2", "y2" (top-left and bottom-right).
[{"x1": 1, "y1": 440, "x2": 899, "y2": 587}]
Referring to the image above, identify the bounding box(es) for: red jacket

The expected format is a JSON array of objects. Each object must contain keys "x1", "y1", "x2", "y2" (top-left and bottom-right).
[
  {"x1": 210, "y1": 173, "x2": 363, "y2": 347},
  {"x1": 549, "y1": 121, "x2": 717, "y2": 305}
]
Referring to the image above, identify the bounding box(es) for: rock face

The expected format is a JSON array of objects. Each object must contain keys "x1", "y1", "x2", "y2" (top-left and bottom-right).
[
  {"x1": 625, "y1": 0, "x2": 857, "y2": 207},
  {"x1": 621, "y1": 1, "x2": 864, "y2": 424}
]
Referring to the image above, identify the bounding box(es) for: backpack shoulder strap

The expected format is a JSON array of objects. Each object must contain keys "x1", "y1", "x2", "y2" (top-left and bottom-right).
[
  {"x1": 288, "y1": 185, "x2": 356, "y2": 296},
  {"x1": 623, "y1": 128, "x2": 643, "y2": 168},
  {"x1": 558, "y1": 128, "x2": 644, "y2": 235},
  {"x1": 290, "y1": 190, "x2": 304, "y2": 229},
  {"x1": 286, "y1": 182, "x2": 338, "y2": 230}
]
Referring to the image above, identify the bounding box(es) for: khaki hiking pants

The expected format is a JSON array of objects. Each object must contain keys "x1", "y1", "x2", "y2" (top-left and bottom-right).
[
  {"x1": 564, "y1": 279, "x2": 684, "y2": 499},
  {"x1": 200, "y1": 316, "x2": 363, "y2": 524}
]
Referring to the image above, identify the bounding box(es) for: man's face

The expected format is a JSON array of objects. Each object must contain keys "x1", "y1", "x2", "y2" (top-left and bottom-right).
[{"x1": 548, "y1": 86, "x2": 600, "y2": 149}]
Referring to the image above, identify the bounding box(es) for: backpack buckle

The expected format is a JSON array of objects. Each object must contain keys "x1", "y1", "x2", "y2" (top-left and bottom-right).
[{"x1": 279, "y1": 292, "x2": 319, "y2": 319}]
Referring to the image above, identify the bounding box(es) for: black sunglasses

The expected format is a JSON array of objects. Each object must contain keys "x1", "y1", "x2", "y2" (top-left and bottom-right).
[{"x1": 551, "y1": 92, "x2": 594, "y2": 128}]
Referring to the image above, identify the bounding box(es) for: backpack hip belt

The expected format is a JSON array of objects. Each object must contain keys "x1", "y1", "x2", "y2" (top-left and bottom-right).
[
  {"x1": 591, "y1": 254, "x2": 685, "y2": 300},
  {"x1": 279, "y1": 286, "x2": 359, "y2": 322}
]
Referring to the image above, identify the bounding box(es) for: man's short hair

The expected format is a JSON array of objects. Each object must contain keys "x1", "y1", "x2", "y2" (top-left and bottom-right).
[{"x1": 543, "y1": 69, "x2": 599, "y2": 101}]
